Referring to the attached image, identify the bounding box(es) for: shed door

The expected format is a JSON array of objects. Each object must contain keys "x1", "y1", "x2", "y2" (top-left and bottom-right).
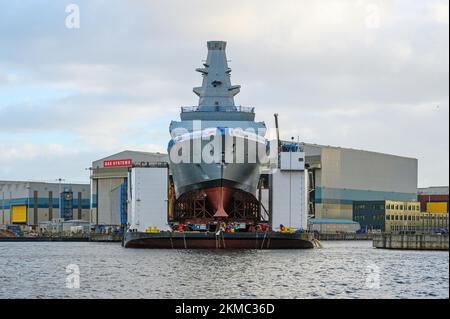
[{"x1": 11, "y1": 205, "x2": 27, "y2": 224}]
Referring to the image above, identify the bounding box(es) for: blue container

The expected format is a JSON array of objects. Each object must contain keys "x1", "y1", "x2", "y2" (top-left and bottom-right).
[{"x1": 120, "y1": 182, "x2": 127, "y2": 225}]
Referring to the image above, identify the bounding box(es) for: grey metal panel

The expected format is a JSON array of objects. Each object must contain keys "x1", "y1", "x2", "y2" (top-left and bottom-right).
[
  {"x1": 319, "y1": 147, "x2": 418, "y2": 193},
  {"x1": 272, "y1": 170, "x2": 307, "y2": 230},
  {"x1": 37, "y1": 208, "x2": 50, "y2": 224},
  {"x1": 109, "y1": 185, "x2": 121, "y2": 226},
  {"x1": 97, "y1": 178, "x2": 124, "y2": 225},
  {"x1": 418, "y1": 186, "x2": 449, "y2": 195},
  {"x1": 301, "y1": 143, "x2": 322, "y2": 157}
]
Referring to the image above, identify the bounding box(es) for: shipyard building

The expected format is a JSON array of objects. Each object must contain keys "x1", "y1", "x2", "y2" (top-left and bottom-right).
[
  {"x1": 90, "y1": 150, "x2": 168, "y2": 225},
  {"x1": 90, "y1": 142, "x2": 418, "y2": 227},
  {"x1": 0, "y1": 181, "x2": 90, "y2": 226},
  {"x1": 301, "y1": 143, "x2": 418, "y2": 220}
]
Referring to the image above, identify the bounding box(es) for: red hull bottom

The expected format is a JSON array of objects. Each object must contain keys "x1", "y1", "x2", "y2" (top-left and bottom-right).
[{"x1": 204, "y1": 186, "x2": 234, "y2": 218}]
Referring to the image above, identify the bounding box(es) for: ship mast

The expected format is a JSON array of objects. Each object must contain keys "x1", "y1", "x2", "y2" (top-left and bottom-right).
[{"x1": 193, "y1": 41, "x2": 241, "y2": 109}]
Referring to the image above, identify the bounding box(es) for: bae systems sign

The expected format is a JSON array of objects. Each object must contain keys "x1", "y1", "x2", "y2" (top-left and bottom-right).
[{"x1": 103, "y1": 159, "x2": 132, "y2": 168}]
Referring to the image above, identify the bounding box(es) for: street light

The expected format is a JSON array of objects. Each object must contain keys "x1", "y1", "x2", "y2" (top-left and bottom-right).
[{"x1": 86, "y1": 167, "x2": 93, "y2": 237}]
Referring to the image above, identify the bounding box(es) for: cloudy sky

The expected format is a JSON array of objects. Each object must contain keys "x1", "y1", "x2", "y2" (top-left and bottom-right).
[{"x1": 0, "y1": 0, "x2": 448, "y2": 187}]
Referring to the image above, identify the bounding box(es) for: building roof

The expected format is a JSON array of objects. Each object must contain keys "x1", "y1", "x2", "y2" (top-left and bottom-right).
[
  {"x1": 417, "y1": 186, "x2": 449, "y2": 195},
  {"x1": 0, "y1": 180, "x2": 89, "y2": 186},
  {"x1": 92, "y1": 150, "x2": 168, "y2": 168},
  {"x1": 298, "y1": 142, "x2": 417, "y2": 161},
  {"x1": 307, "y1": 218, "x2": 359, "y2": 224}
]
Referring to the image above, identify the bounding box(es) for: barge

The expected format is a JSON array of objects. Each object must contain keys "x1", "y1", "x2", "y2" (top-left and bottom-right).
[{"x1": 123, "y1": 231, "x2": 315, "y2": 249}]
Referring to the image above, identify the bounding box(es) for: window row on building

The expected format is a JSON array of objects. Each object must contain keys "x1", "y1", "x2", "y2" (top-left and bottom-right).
[{"x1": 353, "y1": 200, "x2": 449, "y2": 233}]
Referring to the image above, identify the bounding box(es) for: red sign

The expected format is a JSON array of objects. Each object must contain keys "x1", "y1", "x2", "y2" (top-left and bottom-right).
[{"x1": 103, "y1": 159, "x2": 132, "y2": 168}]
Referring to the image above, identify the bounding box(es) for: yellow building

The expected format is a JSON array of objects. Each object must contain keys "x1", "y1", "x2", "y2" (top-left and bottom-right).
[
  {"x1": 385, "y1": 200, "x2": 422, "y2": 233},
  {"x1": 385, "y1": 199, "x2": 449, "y2": 233},
  {"x1": 353, "y1": 200, "x2": 449, "y2": 233}
]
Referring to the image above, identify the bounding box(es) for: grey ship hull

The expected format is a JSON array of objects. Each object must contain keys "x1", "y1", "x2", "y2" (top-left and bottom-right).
[
  {"x1": 170, "y1": 162, "x2": 261, "y2": 197},
  {"x1": 169, "y1": 131, "x2": 266, "y2": 198}
]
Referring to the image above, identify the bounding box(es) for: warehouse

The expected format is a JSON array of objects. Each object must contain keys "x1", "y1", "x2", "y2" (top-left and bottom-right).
[
  {"x1": 301, "y1": 143, "x2": 418, "y2": 220},
  {"x1": 0, "y1": 180, "x2": 90, "y2": 227},
  {"x1": 417, "y1": 186, "x2": 449, "y2": 214},
  {"x1": 90, "y1": 150, "x2": 168, "y2": 225}
]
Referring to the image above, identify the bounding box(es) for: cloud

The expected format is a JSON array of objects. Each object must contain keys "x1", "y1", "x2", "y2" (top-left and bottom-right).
[
  {"x1": 433, "y1": 1, "x2": 449, "y2": 24},
  {"x1": 0, "y1": 0, "x2": 448, "y2": 186}
]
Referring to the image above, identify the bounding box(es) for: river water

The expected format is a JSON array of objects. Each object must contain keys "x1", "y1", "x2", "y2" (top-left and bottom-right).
[{"x1": 0, "y1": 241, "x2": 447, "y2": 299}]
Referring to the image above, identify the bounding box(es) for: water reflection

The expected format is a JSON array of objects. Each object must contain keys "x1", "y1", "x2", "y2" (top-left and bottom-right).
[{"x1": 0, "y1": 241, "x2": 447, "y2": 299}]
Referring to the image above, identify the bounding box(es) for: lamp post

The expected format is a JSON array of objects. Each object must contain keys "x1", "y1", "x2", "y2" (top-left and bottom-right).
[{"x1": 86, "y1": 167, "x2": 93, "y2": 238}]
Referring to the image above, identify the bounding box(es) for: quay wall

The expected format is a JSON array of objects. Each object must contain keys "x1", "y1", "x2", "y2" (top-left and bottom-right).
[{"x1": 373, "y1": 233, "x2": 449, "y2": 250}]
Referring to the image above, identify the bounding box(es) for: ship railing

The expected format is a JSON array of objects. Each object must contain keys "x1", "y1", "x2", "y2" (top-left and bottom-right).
[{"x1": 181, "y1": 106, "x2": 255, "y2": 113}]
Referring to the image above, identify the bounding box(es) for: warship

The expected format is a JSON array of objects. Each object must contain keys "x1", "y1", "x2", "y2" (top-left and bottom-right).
[
  {"x1": 168, "y1": 41, "x2": 267, "y2": 219},
  {"x1": 123, "y1": 41, "x2": 315, "y2": 249}
]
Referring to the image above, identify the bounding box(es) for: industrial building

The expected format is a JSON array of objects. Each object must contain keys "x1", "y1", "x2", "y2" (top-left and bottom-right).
[
  {"x1": 353, "y1": 200, "x2": 449, "y2": 233},
  {"x1": 301, "y1": 143, "x2": 418, "y2": 220},
  {"x1": 92, "y1": 149, "x2": 308, "y2": 232},
  {"x1": 92, "y1": 143, "x2": 418, "y2": 227},
  {"x1": 90, "y1": 150, "x2": 168, "y2": 225},
  {"x1": 0, "y1": 180, "x2": 90, "y2": 226},
  {"x1": 417, "y1": 186, "x2": 449, "y2": 214}
]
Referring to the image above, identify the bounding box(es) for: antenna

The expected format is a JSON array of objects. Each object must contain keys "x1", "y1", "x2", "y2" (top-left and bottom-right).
[{"x1": 274, "y1": 113, "x2": 280, "y2": 150}]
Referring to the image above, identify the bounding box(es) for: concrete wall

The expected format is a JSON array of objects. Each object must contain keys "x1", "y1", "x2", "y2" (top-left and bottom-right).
[{"x1": 373, "y1": 234, "x2": 449, "y2": 250}]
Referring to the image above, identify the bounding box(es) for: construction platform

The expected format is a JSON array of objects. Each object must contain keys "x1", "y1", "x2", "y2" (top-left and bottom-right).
[{"x1": 123, "y1": 231, "x2": 315, "y2": 249}]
